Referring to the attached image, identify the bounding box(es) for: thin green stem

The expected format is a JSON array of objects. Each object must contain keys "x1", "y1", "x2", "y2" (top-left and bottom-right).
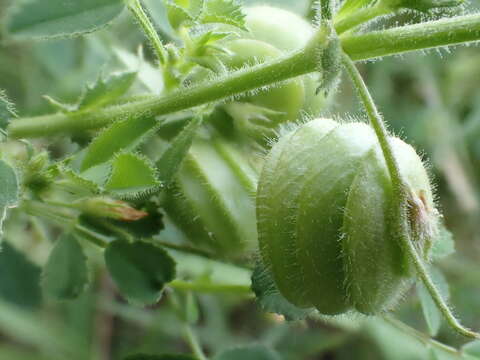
[
  {"x1": 334, "y1": 3, "x2": 391, "y2": 34},
  {"x1": 155, "y1": 240, "x2": 214, "y2": 258},
  {"x1": 169, "y1": 280, "x2": 253, "y2": 295},
  {"x1": 127, "y1": 0, "x2": 168, "y2": 65},
  {"x1": 8, "y1": 32, "x2": 323, "y2": 138},
  {"x1": 341, "y1": 13, "x2": 480, "y2": 60},
  {"x1": 341, "y1": 53, "x2": 404, "y2": 192},
  {"x1": 382, "y1": 316, "x2": 462, "y2": 357},
  {"x1": 342, "y1": 53, "x2": 480, "y2": 340},
  {"x1": 406, "y1": 236, "x2": 480, "y2": 339},
  {"x1": 7, "y1": 13, "x2": 480, "y2": 138},
  {"x1": 183, "y1": 324, "x2": 208, "y2": 360}
]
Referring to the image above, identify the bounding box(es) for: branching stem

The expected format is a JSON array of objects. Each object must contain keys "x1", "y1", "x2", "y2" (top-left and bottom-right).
[
  {"x1": 126, "y1": 0, "x2": 168, "y2": 65},
  {"x1": 342, "y1": 52, "x2": 480, "y2": 340},
  {"x1": 8, "y1": 13, "x2": 480, "y2": 138}
]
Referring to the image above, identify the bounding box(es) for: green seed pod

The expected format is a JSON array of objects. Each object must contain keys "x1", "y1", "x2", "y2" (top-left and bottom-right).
[
  {"x1": 257, "y1": 118, "x2": 439, "y2": 315},
  {"x1": 222, "y1": 39, "x2": 306, "y2": 136},
  {"x1": 243, "y1": 5, "x2": 326, "y2": 116}
]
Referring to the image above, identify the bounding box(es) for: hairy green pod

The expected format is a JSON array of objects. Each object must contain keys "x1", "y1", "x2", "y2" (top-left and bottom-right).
[
  {"x1": 222, "y1": 39, "x2": 305, "y2": 127},
  {"x1": 243, "y1": 5, "x2": 326, "y2": 116},
  {"x1": 257, "y1": 119, "x2": 439, "y2": 315},
  {"x1": 218, "y1": 6, "x2": 325, "y2": 141}
]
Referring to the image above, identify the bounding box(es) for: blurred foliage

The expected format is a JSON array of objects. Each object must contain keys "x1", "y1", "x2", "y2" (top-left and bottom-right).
[{"x1": 0, "y1": 0, "x2": 480, "y2": 359}]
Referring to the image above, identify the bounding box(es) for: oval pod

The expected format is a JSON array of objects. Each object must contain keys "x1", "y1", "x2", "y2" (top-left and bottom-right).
[{"x1": 257, "y1": 119, "x2": 439, "y2": 315}]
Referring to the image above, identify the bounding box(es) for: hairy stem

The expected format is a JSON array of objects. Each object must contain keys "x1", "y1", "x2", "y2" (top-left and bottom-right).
[
  {"x1": 341, "y1": 13, "x2": 480, "y2": 60},
  {"x1": 382, "y1": 316, "x2": 462, "y2": 356},
  {"x1": 334, "y1": 3, "x2": 390, "y2": 34},
  {"x1": 342, "y1": 53, "x2": 480, "y2": 340},
  {"x1": 127, "y1": 0, "x2": 168, "y2": 65},
  {"x1": 7, "y1": 13, "x2": 480, "y2": 138}
]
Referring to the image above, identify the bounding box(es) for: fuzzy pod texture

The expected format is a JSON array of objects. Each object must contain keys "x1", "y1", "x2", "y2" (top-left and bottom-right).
[
  {"x1": 220, "y1": 6, "x2": 325, "y2": 141},
  {"x1": 257, "y1": 118, "x2": 439, "y2": 315}
]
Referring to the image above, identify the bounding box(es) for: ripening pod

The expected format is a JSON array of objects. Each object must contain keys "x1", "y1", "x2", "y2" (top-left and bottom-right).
[
  {"x1": 219, "y1": 6, "x2": 325, "y2": 143},
  {"x1": 257, "y1": 119, "x2": 440, "y2": 315}
]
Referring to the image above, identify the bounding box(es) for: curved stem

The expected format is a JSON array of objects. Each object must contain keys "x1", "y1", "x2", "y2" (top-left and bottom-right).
[
  {"x1": 382, "y1": 316, "x2": 462, "y2": 356},
  {"x1": 127, "y1": 0, "x2": 168, "y2": 65},
  {"x1": 155, "y1": 240, "x2": 214, "y2": 258},
  {"x1": 183, "y1": 324, "x2": 208, "y2": 360},
  {"x1": 334, "y1": 3, "x2": 391, "y2": 34},
  {"x1": 7, "y1": 13, "x2": 480, "y2": 138},
  {"x1": 341, "y1": 13, "x2": 480, "y2": 60},
  {"x1": 342, "y1": 52, "x2": 480, "y2": 340}
]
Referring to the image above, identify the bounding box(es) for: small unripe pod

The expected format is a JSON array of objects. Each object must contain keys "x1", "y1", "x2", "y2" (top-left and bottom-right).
[{"x1": 257, "y1": 119, "x2": 439, "y2": 315}]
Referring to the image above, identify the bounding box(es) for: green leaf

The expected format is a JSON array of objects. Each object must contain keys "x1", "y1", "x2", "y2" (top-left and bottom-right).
[
  {"x1": 165, "y1": 1, "x2": 195, "y2": 29},
  {"x1": 81, "y1": 116, "x2": 158, "y2": 171},
  {"x1": 463, "y1": 341, "x2": 480, "y2": 358},
  {"x1": 0, "y1": 90, "x2": 17, "y2": 133},
  {"x1": 124, "y1": 354, "x2": 196, "y2": 360},
  {"x1": 41, "y1": 233, "x2": 89, "y2": 301},
  {"x1": 60, "y1": 166, "x2": 102, "y2": 195},
  {"x1": 0, "y1": 160, "x2": 19, "y2": 239},
  {"x1": 213, "y1": 345, "x2": 281, "y2": 360},
  {"x1": 106, "y1": 153, "x2": 161, "y2": 199},
  {"x1": 251, "y1": 261, "x2": 312, "y2": 321},
  {"x1": 113, "y1": 47, "x2": 164, "y2": 93},
  {"x1": 6, "y1": 0, "x2": 125, "y2": 39},
  {"x1": 78, "y1": 71, "x2": 137, "y2": 111},
  {"x1": 198, "y1": 0, "x2": 246, "y2": 30},
  {"x1": 156, "y1": 115, "x2": 203, "y2": 186},
  {"x1": 336, "y1": 0, "x2": 376, "y2": 20},
  {"x1": 105, "y1": 240, "x2": 176, "y2": 305},
  {"x1": 416, "y1": 267, "x2": 450, "y2": 337},
  {"x1": 0, "y1": 241, "x2": 42, "y2": 309},
  {"x1": 79, "y1": 163, "x2": 112, "y2": 188},
  {"x1": 431, "y1": 224, "x2": 455, "y2": 260}
]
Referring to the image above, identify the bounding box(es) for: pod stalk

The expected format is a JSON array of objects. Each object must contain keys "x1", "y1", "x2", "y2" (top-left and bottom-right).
[{"x1": 342, "y1": 52, "x2": 480, "y2": 340}]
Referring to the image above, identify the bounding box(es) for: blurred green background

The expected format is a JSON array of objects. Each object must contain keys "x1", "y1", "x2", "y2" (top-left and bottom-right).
[{"x1": 1, "y1": 0, "x2": 480, "y2": 359}]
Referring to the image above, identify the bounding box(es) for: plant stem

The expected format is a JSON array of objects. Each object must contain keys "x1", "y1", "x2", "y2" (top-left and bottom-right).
[
  {"x1": 8, "y1": 13, "x2": 480, "y2": 138},
  {"x1": 155, "y1": 240, "x2": 214, "y2": 258},
  {"x1": 341, "y1": 53, "x2": 404, "y2": 193},
  {"x1": 169, "y1": 280, "x2": 253, "y2": 295},
  {"x1": 382, "y1": 316, "x2": 462, "y2": 356},
  {"x1": 183, "y1": 324, "x2": 208, "y2": 360},
  {"x1": 127, "y1": 0, "x2": 168, "y2": 65},
  {"x1": 341, "y1": 13, "x2": 480, "y2": 60},
  {"x1": 8, "y1": 30, "x2": 324, "y2": 138},
  {"x1": 342, "y1": 52, "x2": 480, "y2": 340},
  {"x1": 334, "y1": 3, "x2": 390, "y2": 34}
]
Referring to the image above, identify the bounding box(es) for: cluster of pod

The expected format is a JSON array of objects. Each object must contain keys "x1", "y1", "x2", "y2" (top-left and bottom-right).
[{"x1": 163, "y1": 5, "x2": 441, "y2": 316}]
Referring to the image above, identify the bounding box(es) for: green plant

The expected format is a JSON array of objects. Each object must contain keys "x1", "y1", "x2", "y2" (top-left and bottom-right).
[{"x1": 2, "y1": 0, "x2": 480, "y2": 359}]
